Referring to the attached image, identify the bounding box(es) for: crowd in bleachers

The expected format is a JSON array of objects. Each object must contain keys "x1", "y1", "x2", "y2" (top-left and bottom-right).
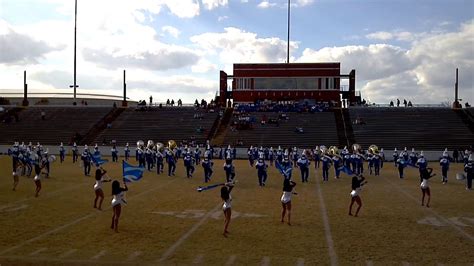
[{"x1": 234, "y1": 101, "x2": 330, "y2": 113}]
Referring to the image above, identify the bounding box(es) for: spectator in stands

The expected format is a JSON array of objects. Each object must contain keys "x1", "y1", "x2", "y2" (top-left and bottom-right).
[
  {"x1": 397, "y1": 99, "x2": 400, "y2": 107},
  {"x1": 465, "y1": 102, "x2": 471, "y2": 108},
  {"x1": 113, "y1": 102, "x2": 117, "y2": 108},
  {"x1": 171, "y1": 99, "x2": 175, "y2": 106},
  {"x1": 408, "y1": 101, "x2": 413, "y2": 107},
  {"x1": 84, "y1": 101, "x2": 88, "y2": 106},
  {"x1": 149, "y1": 96, "x2": 153, "y2": 106},
  {"x1": 295, "y1": 127, "x2": 304, "y2": 134},
  {"x1": 194, "y1": 99, "x2": 199, "y2": 107},
  {"x1": 166, "y1": 99, "x2": 170, "y2": 106},
  {"x1": 41, "y1": 111, "x2": 46, "y2": 121},
  {"x1": 403, "y1": 99, "x2": 407, "y2": 107},
  {"x1": 390, "y1": 100, "x2": 394, "y2": 107},
  {"x1": 178, "y1": 99, "x2": 182, "y2": 106}
]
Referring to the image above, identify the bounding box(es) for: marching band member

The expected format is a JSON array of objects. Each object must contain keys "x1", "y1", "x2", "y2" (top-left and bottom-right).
[
  {"x1": 281, "y1": 150, "x2": 293, "y2": 180},
  {"x1": 94, "y1": 143, "x2": 100, "y2": 156},
  {"x1": 463, "y1": 149, "x2": 470, "y2": 164},
  {"x1": 202, "y1": 155, "x2": 214, "y2": 183},
  {"x1": 379, "y1": 148, "x2": 385, "y2": 168},
  {"x1": 166, "y1": 148, "x2": 176, "y2": 176},
  {"x1": 367, "y1": 152, "x2": 374, "y2": 175},
  {"x1": 247, "y1": 146, "x2": 255, "y2": 167},
  {"x1": 221, "y1": 182, "x2": 234, "y2": 237},
  {"x1": 292, "y1": 147, "x2": 299, "y2": 167},
  {"x1": 420, "y1": 166, "x2": 433, "y2": 208},
  {"x1": 137, "y1": 144, "x2": 145, "y2": 168},
  {"x1": 297, "y1": 151, "x2": 310, "y2": 182},
  {"x1": 416, "y1": 152, "x2": 429, "y2": 181},
  {"x1": 349, "y1": 174, "x2": 367, "y2": 217},
  {"x1": 111, "y1": 180, "x2": 128, "y2": 233},
  {"x1": 194, "y1": 146, "x2": 201, "y2": 165},
  {"x1": 59, "y1": 142, "x2": 66, "y2": 163},
  {"x1": 42, "y1": 149, "x2": 50, "y2": 178},
  {"x1": 81, "y1": 145, "x2": 92, "y2": 176},
  {"x1": 223, "y1": 155, "x2": 235, "y2": 182},
  {"x1": 354, "y1": 152, "x2": 364, "y2": 175},
  {"x1": 156, "y1": 149, "x2": 164, "y2": 174},
  {"x1": 465, "y1": 154, "x2": 473, "y2": 190},
  {"x1": 439, "y1": 149, "x2": 450, "y2": 184},
  {"x1": 72, "y1": 142, "x2": 79, "y2": 163},
  {"x1": 373, "y1": 151, "x2": 381, "y2": 176},
  {"x1": 33, "y1": 153, "x2": 46, "y2": 197},
  {"x1": 276, "y1": 146, "x2": 283, "y2": 165},
  {"x1": 392, "y1": 148, "x2": 399, "y2": 166},
  {"x1": 269, "y1": 147, "x2": 274, "y2": 166},
  {"x1": 255, "y1": 154, "x2": 268, "y2": 186},
  {"x1": 124, "y1": 143, "x2": 130, "y2": 161},
  {"x1": 409, "y1": 148, "x2": 418, "y2": 165},
  {"x1": 396, "y1": 154, "x2": 407, "y2": 179},
  {"x1": 313, "y1": 146, "x2": 321, "y2": 169},
  {"x1": 258, "y1": 146, "x2": 264, "y2": 160},
  {"x1": 12, "y1": 162, "x2": 19, "y2": 191},
  {"x1": 93, "y1": 167, "x2": 111, "y2": 210},
  {"x1": 145, "y1": 146, "x2": 153, "y2": 171},
  {"x1": 281, "y1": 178, "x2": 296, "y2": 225},
  {"x1": 111, "y1": 144, "x2": 118, "y2": 163},
  {"x1": 401, "y1": 147, "x2": 409, "y2": 162},
  {"x1": 332, "y1": 152, "x2": 342, "y2": 179},
  {"x1": 342, "y1": 146, "x2": 351, "y2": 170},
  {"x1": 321, "y1": 150, "x2": 331, "y2": 182},
  {"x1": 225, "y1": 145, "x2": 232, "y2": 160},
  {"x1": 184, "y1": 149, "x2": 195, "y2": 178}
]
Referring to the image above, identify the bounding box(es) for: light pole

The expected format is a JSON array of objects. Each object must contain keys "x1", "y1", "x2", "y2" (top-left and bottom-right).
[
  {"x1": 287, "y1": 0, "x2": 290, "y2": 64},
  {"x1": 70, "y1": 0, "x2": 78, "y2": 103}
]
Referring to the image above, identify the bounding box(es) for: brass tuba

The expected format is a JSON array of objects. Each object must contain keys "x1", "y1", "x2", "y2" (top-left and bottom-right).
[
  {"x1": 168, "y1": 140, "x2": 177, "y2": 150},
  {"x1": 368, "y1": 144, "x2": 379, "y2": 155},
  {"x1": 156, "y1": 142, "x2": 165, "y2": 152},
  {"x1": 352, "y1": 143, "x2": 361, "y2": 153}
]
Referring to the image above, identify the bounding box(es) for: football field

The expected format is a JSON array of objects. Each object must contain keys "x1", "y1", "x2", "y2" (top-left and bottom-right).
[{"x1": 0, "y1": 156, "x2": 473, "y2": 265}]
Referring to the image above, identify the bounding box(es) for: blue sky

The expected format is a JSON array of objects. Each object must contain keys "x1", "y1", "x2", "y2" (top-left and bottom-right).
[{"x1": 0, "y1": 0, "x2": 473, "y2": 104}]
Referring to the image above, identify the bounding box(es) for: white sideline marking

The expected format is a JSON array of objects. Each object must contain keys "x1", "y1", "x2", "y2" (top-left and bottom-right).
[
  {"x1": 0, "y1": 179, "x2": 178, "y2": 256},
  {"x1": 297, "y1": 258, "x2": 305, "y2": 266},
  {"x1": 261, "y1": 256, "x2": 270, "y2": 266},
  {"x1": 29, "y1": 247, "x2": 47, "y2": 256},
  {"x1": 193, "y1": 254, "x2": 204, "y2": 264},
  {"x1": 59, "y1": 249, "x2": 77, "y2": 258},
  {"x1": 315, "y1": 181, "x2": 339, "y2": 266},
  {"x1": 383, "y1": 177, "x2": 474, "y2": 242},
  {"x1": 91, "y1": 250, "x2": 106, "y2": 260},
  {"x1": 402, "y1": 261, "x2": 410, "y2": 266},
  {"x1": 158, "y1": 203, "x2": 222, "y2": 262},
  {"x1": 366, "y1": 260, "x2": 374, "y2": 266},
  {"x1": 225, "y1": 255, "x2": 237, "y2": 265},
  {"x1": 127, "y1": 251, "x2": 142, "y2": 261}
]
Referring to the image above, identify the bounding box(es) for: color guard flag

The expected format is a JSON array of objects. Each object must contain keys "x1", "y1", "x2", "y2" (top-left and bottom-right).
[
  {"x1": 123, "y1": 160, "x2": 145, "y2": 182},
  {"x1": 90, "y1": 153, "x2": 108, "y2": 166}
]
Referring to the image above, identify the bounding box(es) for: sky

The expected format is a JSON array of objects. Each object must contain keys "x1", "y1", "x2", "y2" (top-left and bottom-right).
[{"x1": 0, "y1": 0, "x2": 473, "y2": 104}]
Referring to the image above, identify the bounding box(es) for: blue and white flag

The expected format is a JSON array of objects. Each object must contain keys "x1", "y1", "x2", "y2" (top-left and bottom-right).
[
  {"x1": 123, "y1": 160, "x2": 145, "y2": 182},
  {"x1": 90, "y1": 153, "x2": 108, "y2": 166},
  {"x1": 275, "y1": 161, "x2": 292, "y2": 179},
  {"x1": 338, "y1": 165, "x2": 354, "y2": 175}
]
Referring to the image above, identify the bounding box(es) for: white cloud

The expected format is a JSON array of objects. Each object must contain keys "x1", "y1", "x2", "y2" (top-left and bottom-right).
[
  {"x1": 258, "y1": 1, "x2": 277, "y2": 8},
  {"x1": 162, "y1": 25, "x2": 181, "y2": 38},
  {"x1": 202, "y1": 0, "x2": 229, "y2": 10},
  {"x1": 192, "y1": 58, "x2": 217, "y2": 73},
  {"x1": 218, "y1": 16, "x2": 229, "y2": 22},
  {"x1": 298, "y1": 21, "x2": 474, "y2": 104},
  {"x1": 163, "y1": 0, "x2": 200, "y2": 18},
  {"x1": 366, "y1": 31, "x2": 415, "y2": 42},
  {"x1": 191, "y1": 27, "x2": 298, "y2": 72}
]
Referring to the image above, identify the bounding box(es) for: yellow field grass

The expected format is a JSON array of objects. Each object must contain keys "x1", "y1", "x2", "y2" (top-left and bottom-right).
[{"x1": 0, "y1": 156, "x2": 473, "y2": 265}]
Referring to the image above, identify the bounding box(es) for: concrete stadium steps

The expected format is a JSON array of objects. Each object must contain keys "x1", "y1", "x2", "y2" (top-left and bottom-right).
[
  {"x1": 221, "y1": 112, "x2": 339, "y2": 148},
  {"x1": 349, "y1": 107, "x2": 474, "y2": 150},
  {"x1": 93, "y1": 107, "x2": 218, "y2": 146},
  {"x1": 0, "y1": 107, "x2": 112, "y2": 145}
]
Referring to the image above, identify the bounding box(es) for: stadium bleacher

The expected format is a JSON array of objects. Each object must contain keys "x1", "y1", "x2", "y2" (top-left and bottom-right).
[
  {"x1": 0, "y1": 106, "x2": 112, "y2": 145},
  {"x1": 92, "y1": 107, "x2": 219, "y2": 146},
  {"x1": 349, "y1": 107, "x2": 474, "y2": 150}
]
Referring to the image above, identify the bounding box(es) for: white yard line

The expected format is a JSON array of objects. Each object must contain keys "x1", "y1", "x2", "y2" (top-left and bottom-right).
[
  {"x1": 225, "y1": 254, "x2": 237, "y2": 266},
  {"x1": 158, "y1": 203, "x2": 222, "y2": 262},
  {"x1": 126, "y1": 251, "x2": 142, "y2": 261},
  {"x1": 58, "y1": 249, "x2": 77, "y2": 259},
  {"x1": 0, "y1": 179, "x2": 177, "y2": 256},
  {"x1": 315, "y1": 181, "x2": 339, "y2": 266},
  {"x1": 28, "y1": 247, "x2": 47, "y2": 256},
  {"x1": 261, "y1": 256, "x2": 270, "y2": 266},
  {"x1": 91, "y1": 250, "x2": 107, "y2": 260},
  {"x1": 383, "y1": 177, "x2": 474, "y2": 242}
]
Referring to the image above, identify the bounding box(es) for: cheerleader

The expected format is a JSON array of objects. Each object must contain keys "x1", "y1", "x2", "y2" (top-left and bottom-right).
[
  {"x1": 420, "y1": 169, "x2": 433, "y2": 208},
  {"x1": 93, "y1": 167, "x2": 111, "y2": 210},
  {"x1": 111, "y1": 180, "x2": 128, "y2": 233},
  {"x1": 33, "y1": 157, "x2": 46, "y2": 197},
  {"x1": 349, "y1": 174, "x2": 367, "y2": 217},
  {"x1": 221, "y1": 182, "x2": 234, "y2": 237},
  {"x1": 281, "y1": 178, "x2": 297, "y2": 225}
]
